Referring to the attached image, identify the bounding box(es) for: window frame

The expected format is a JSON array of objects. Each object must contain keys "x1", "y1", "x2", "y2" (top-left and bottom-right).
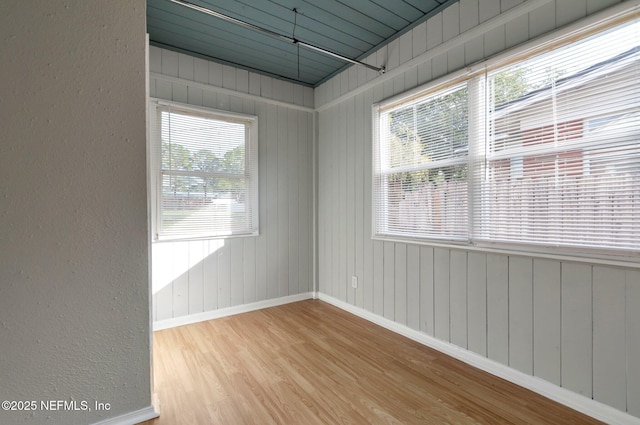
[
  {"x1": 373, "y1": 81, "x2": 471, "y2": 242},
  {"x1": 372, "y1": 12, "x2": 640, "y2": 263},
  {"x1": 149, "y1": 99, "x2": 259, "y2": 242}
]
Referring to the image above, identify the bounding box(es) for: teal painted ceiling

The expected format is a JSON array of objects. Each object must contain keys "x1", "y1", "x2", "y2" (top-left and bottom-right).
[{"x1": 147, "y1": 0, "x2": 456, "y2": 87}]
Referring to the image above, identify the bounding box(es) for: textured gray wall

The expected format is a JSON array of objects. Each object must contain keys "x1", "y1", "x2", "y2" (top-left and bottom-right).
[{"x1": 0, "y1": 1, "x2": 151, "y2": 424}]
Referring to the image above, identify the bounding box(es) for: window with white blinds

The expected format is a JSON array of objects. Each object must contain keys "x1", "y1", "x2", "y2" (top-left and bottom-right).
[
  {"x1": 373, "y1": 16, "x2": 640, "y2": 256},
  {"x1": 374, "y1": 83, "x2": 469, "y2": 241},
  {"x1": 477, "y1": 20, "x2": 640, "y2": 251},
  {"x1": 149, "y1": 101, "x2": 258, "y2": 240}
]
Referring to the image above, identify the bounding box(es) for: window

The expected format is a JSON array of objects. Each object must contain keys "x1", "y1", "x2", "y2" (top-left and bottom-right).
[
  {"x1": 374, "y1": 84, "x2": 469, "y2": 241},
  {"x1": 149, "y1": 100, "x2": 258, "y2": 240},
  {"x1": 374, "y1": 16, "x2": 640, "y2": 257}
]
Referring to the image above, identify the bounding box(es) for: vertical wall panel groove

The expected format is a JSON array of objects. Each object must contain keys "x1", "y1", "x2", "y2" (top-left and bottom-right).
[
  {"x1": 277, "y1": 106, "x2": 290, "y2": 298},
  {"x1": 467, "y1": 252, "x2": 487, "y2": 357},
  {"x1": 420, "y1": 246, "x2": 435, "y2": 336},
  {"x1": 593, "y1": 266, "x2": 626, "y2": 410},
  {"x1": 229, "y1": 238, "x2": 244, "y2": 307},
  {"x1": 434, "y1": 248, "x2": 451, "y2": 341},
  {"x1": 354, "y1": 92, "x2": 365, "y2": 309},
  {"x1": 339, "y1": 102, "x2": 348, "y2": 302},
  {"x1": 627, "y1": 270, "x2": 640, "y2": 417},
  {"x1": 450, "y1": 250, "x2": 468, "y2": 349},
  {"x1": 255, "y1": 102, "x2": 268, "y2": 303},
  {"x1": 533, "y1": 259, "x2": 561, "y2": 386},
  {"x1": 319, "y1": 110, "x2": 329, "y2": 295},
  {"x1": 203, "y1": 240, "x2": 220, "y2": 311},
  {"x1": 407, "y1": 245, "x2": 421, "y2": 331},
  {"x1": 298, "y1": 112, "x2": 312, "y2": 294},
  {"x1": 561, "y1": 263, "x2": 593, "y2": 398},
  {"x1": 217, "y1": 242, "x2": 231, "y2": 309},
  {"x1": 266, "y1": 103, "x2": 279, "y2": 300},
  {"x1": 363, "y1": 88, "x2": 375, "y2": 313},
  {"x1": 395, "y1": 244, "x2": 408, "y2": 326},
  {"x1": 347, "y1": 97, "x2": 356, "y2": 306},
  {"x1": 172, "y1": 243, "x2": 189, "y2": 317},
  {"x1": 332, "y1": 106, "x2": 341, "y2": 298},
  {"x1": 508, "y1": 257, "x2": 533, "y2": 375},
  {"x1": 287, "y1": 108, "x2": 299, "y2": 297},
  {"x1": 487, "y1": 254, "x2": 509, "y2": 364},
  {"x1": 383, "y1": 242, "x2": 396, "y2": 320},
  {"x1": 373, "y1": 241, "x2": 384, "y2": 316},
  {"x1": 188, "y1": 241, "x2": 204, "y2": 314}
]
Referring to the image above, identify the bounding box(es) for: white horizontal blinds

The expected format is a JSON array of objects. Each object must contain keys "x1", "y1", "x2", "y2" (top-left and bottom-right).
[
  {"x1": 156, "y1": 104, "x2": 258, "y2": 239},
  {"x1": 374, "y1": 83, "x2": 469, "y2": 240},
  {"x1": 478, "y1": 19, "x2": 640, "y2": 250}
]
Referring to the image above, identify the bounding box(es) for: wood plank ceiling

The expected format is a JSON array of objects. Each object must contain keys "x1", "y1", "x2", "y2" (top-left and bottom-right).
[{"x1": 147, "y1": 0, "x2": 457, "y2": 87}]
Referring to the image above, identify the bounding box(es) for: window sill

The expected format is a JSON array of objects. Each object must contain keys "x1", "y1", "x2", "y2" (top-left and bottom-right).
[
  {"x1": 372, "y1": 234, "x2": 640, "y2": 269},
  {"x1": 154, "y1": 230, "x2": 260, "y2": 243}
]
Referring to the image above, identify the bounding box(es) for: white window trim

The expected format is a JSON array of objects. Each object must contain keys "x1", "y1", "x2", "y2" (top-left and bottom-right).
[
  {"x1": 149, "y1": 98, "x2": 259, "y2": 242},
  {"x1": 371, "y1": 9, "x2": 640, "y2": 266}
]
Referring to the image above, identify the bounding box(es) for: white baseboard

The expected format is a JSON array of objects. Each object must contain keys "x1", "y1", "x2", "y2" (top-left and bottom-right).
[
  {"x1": 153, "y1": 292, "x2": 315, "y2": 331},
  {"x1": 90, "y1": 405, "x2": 159, "y2": 425},
  {"x1": 317, "y1": 293, "x2": 640, "y2": 425}
]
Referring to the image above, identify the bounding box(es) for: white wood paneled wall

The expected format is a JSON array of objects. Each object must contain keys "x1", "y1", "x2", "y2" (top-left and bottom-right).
[
  {"x1": 149, "y1": 46, "x2": 314, "y2": 322},
  {"x1": 317, "y1": 0, "x2": 640, "y2": 419}
]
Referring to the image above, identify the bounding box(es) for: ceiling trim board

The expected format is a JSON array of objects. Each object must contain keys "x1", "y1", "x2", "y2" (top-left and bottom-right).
[
  {"x1": 150, "y1": 73, "x2": 315, "y2": 110},
  {"x1": 150, "y1": 42, "x2": 317, "y2": 87},
  {"x1": 148, "y1": 23, "x2": 338, "y2": 74}
]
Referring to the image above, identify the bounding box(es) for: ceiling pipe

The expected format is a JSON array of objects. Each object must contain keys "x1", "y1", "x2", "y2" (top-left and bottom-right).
[{"x1": 168, "y1": 0, "x2": 386, "y2": 75}]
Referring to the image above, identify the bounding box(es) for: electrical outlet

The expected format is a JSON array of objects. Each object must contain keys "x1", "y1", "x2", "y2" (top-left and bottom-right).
[{"x1": 351, "y1": 275, "x2": 358, "y2": 289}]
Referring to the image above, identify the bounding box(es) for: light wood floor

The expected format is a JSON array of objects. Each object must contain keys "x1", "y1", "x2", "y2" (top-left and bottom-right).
[{"x1": 141, "y1": 300, "x2": 602, "y2": 425}]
